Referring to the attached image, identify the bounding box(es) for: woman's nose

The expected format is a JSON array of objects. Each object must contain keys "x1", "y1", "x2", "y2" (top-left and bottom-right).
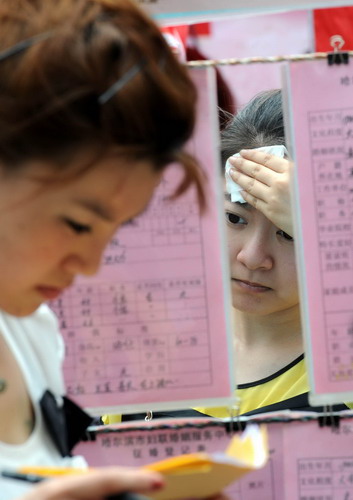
[
  {"x1": 61, "y1": 242, "x2": 105, "y2": 277},
  {"x1": 236, "y1": 231, "x2": 273, "y2": 271}
]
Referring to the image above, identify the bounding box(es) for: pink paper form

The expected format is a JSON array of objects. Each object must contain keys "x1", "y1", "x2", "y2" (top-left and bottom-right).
[
  {"x1": 75, "y1": 419, "x2": 282, "y2": 500},
  {"x1": 283, "y1": 418, "x2": 353, "y2": 500},
  {"x1": 75, "y1": 414, "x2": 353, "y2": 499},
  {"x1": 283, "y1": 60, "x2": 353, "y2": 405},
  {"x1": 49, "y1": 67, "x2": 234, "y2": 415}
]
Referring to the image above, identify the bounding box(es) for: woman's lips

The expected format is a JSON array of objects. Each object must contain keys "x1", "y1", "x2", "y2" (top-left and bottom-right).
[
  {"x1": 36, "y1": 286, "x2": 64, "y2": 300},
  {"x1": 232, "y1": 279, "x2": 272, "y2": 293}
]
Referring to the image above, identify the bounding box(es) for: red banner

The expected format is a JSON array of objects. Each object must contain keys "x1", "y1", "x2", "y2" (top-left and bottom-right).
[{"x1": 314, "y1": 6, "x2": 353, "y2": 51}]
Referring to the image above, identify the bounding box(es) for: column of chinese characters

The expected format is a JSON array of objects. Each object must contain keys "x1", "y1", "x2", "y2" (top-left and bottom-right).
[
  {"x1": 309, "y1": 109, "x2": 353, "y2": 382},
  {"x1": 298, "y1": 456, "x2": 353, "y2": 499}
]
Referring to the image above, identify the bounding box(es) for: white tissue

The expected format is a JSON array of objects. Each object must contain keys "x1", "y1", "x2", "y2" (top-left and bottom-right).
[{"x1": 225, "y1": 145, "x2": 289, "y2": 203}]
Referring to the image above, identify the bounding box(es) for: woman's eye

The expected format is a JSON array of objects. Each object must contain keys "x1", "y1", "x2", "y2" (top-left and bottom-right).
[
  {"x1": 64, "y1": 218, "x2": 91, "y2": 234},
  {"x1": 277, "y1": 230, "x2": 294, "y2": 241},
  {"x1": 225, "y1": 212, "x2": 246, "y2": 226}
]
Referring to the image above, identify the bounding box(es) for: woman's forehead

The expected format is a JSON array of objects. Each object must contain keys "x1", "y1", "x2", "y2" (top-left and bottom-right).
[
  {"x1": 224, "y1": 193, "x2": 280, "y2": 229},
  {"x1": 223, "y1": 192, "x2": 251, "y2": 210}
]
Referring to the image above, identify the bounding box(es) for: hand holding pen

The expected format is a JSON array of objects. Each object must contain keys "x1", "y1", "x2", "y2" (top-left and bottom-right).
[{"x1": 15, "y1": 467, "x2": 164, "y2": 500}]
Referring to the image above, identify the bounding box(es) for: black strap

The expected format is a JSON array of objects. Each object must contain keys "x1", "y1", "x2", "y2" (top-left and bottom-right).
[
  {"x1": 122, "y1": 408, "x2": 210, "y2": 422},
  {"x1": 122, "y1": 393, "x2": 348, "y2": 422},
  {"x1": 40, "y1": 390, "x2": 93, "y2": 457},
  {"x1": 62, "y1": 395, "x2": 94, "y2": 452}
]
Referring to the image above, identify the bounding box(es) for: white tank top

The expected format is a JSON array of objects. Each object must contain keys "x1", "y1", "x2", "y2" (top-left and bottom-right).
[{"x1": 0, "y1": 305, "x2": 86, "y2": 500}]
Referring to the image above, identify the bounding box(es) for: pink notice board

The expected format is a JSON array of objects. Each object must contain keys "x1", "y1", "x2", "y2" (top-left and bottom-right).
[
  {"x1": 49, "y1": 67, "x2": 234, "y2": 416},
  {"x1": 75, "y1": 418, "x2": 283, "y2": 500},
  {"x1": 283, "y1": 60, "x2": 353, "y2": 405}
]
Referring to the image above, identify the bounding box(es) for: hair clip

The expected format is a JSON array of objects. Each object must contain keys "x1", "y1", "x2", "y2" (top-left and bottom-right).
[
  {"x1": 0, "y1": 32, "x2": 52, "y2": 62},
  {"x1": 98, "y1": 60, "x2": 145, "y2": 105},
  {"x1": 1, "y1": 33, "x2": 145, "y2": 107}
]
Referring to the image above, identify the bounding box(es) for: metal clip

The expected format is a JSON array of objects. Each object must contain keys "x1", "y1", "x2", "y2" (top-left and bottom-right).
[
  {"x1": 145, "y1": 410, "x2": 153, "y2": 421},
  {"x1": 225, "y1": 403, "x2": 245, "y2": 434},
  {"x1": 328, "y1": 35, "x2": 349, "y2": 65},
  {"x1": 318, "y1": 405, "x2": 340, "y2": 429}
]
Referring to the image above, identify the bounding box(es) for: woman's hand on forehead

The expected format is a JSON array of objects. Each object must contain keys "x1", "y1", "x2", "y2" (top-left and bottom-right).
[{"x1": 228, "y1": 149, "x2": 294, "y2": 237}]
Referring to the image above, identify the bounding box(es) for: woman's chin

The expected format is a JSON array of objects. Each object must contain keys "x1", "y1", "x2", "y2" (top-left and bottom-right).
[
  {"x1": 232, "y1": 296, "x2": 300, "y2": 317},
  {"x1": 231, "y1": 293, "x2": 279, "y2": 316},
  {"x1": 0, "y1": 296, "x2": 42, "y2": 317}
]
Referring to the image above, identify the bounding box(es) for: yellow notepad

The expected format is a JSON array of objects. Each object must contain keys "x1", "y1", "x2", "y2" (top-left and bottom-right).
[
  {"x1": 16, "y1": 424, "x2": 268, "y2": 500},
  {"x1": 144, "y1": 424, "x2": 268, "y2": 500}
]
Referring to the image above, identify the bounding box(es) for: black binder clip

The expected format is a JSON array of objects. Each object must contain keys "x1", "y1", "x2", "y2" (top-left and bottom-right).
[
  {"x1": 327, "y1": 34, "x2": 349, "y2": 65},
  {"x1": 225, "y1": 405, "x2": 246, "y2": 434},
  {"x1": 225, "y1": 420, "x2": 247, "y2": 434},
  {"x1": 318, "y1": 405, "x2": 340, "y2": 429}
]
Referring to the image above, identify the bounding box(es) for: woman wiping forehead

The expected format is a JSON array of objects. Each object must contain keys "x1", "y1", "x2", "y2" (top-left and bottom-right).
[
  {"x1": 196, "y1": 90, "x2": 310, "y2": 417},
  {"x1": 191, "y1": 91, "x2": 308, "y2": 419},
  {"x1": 224, "y1": 179, "x2": 301, "y2": 383},
  {"x1": 221, "y1": 91, "x2": 307, "y2": 408},
  {"x1": 215, "y1": 90, "x2": 348, "y2": 414}
]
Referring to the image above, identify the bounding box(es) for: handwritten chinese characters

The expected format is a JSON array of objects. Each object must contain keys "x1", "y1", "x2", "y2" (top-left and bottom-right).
[
  {"x1": 283, "y1": 61, "x2": 353, "y2": 401},
  {"x1": 308, "y1": 109, "x2": 353, "y2": 383},
  {"x1": 309, "y1": 110, "x2": 352, "y2": 276},
  {"x1": 50, "y1": 68, "x2": 233, "y2": 412},
  {"x1": 298, "y1": 457, "x2": 353, "y2": 499},
  {"x1": 52, "y1": 277, "x2": 211, "y2": 399},
  {"x1": 283, "y1": 419, "x2": 353, "y2": 500}
]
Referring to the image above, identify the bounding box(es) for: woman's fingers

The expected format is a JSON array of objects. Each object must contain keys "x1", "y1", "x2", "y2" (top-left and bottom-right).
[
  {"x1": 20, "y1": 469, "x2": 227, "y2": 500},
  {"x1": 229, "y1": 167, "x2": 269, "y2": 202},
  {"x1": 20, "y1": 468, "x2": 164, "y2": 500},
  {"x1": 239, "y1": 149, "x2": 287, "y2": 173},
  {"x1": 229, "y1": 157, "x2": 274, "y2": 187},
  {"x1": 239, "y1": 190, "x2": 267, "y2": 212}
]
